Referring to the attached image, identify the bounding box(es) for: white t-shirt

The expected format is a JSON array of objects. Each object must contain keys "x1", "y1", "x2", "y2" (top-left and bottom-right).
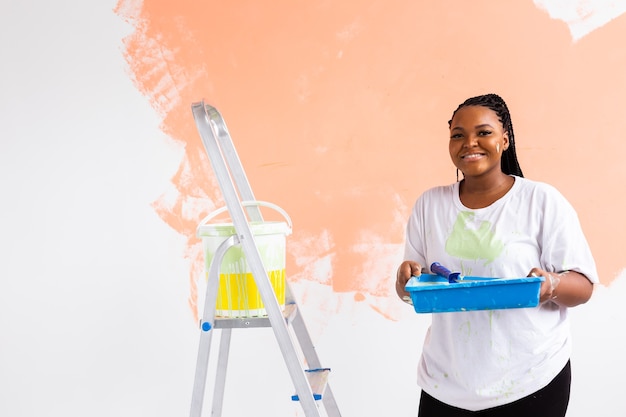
[{"x1": 403, "y1": 176, "x2": 598, "y2": 411}]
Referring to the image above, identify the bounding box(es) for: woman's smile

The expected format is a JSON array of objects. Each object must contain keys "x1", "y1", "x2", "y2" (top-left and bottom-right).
[{"x1": 460, "y1": 152, "x2": 486, "y2": 161}]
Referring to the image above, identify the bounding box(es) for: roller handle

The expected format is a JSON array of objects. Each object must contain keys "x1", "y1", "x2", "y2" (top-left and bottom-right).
[{"x1": 430, "y1": 262, "x2": 462, "y2": 283}]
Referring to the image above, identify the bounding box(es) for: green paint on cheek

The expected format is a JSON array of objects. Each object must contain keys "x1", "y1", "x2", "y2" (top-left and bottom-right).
[{"x1": 445, "y1": 212, "x2": 504, "y2": 264}]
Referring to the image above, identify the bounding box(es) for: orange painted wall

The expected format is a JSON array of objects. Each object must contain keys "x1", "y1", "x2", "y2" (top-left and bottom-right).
[{"x1": 115, "y1": 1, "x2": 626, "y2": 318}]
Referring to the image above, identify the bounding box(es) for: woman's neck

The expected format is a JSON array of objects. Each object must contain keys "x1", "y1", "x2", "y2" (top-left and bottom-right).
[{"x1": 459, "y1": 173, "x2": 515, "y2": 209}]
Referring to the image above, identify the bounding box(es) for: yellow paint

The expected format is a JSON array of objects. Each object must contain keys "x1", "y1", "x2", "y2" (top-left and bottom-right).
[{"x1": 215, "y1": 269, "x2": 285, "y2": 318}]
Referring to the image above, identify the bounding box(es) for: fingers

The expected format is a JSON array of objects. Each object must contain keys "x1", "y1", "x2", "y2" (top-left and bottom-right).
[
  {"x1": 410, "y1": 262, "x2": 423, "y2": 277},
  {"x1": 396, "y1": 261, "x2": 422, "y2": 302},
  {"x1": 529, "y1": 268, "x2": 560, "y2": 303},
  {"x1": 397, "y1": 261, "x2": 422, "y2": 286}
]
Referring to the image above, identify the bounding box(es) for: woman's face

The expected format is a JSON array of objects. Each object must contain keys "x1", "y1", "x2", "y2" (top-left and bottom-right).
[{"x1": 448, "y1": 105, "x2": 509, "y2": 179}]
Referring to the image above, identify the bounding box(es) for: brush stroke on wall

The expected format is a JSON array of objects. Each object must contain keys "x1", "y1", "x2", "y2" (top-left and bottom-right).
[{"x1": 115, "y1": 0, "x2": 626, "y2": 322}]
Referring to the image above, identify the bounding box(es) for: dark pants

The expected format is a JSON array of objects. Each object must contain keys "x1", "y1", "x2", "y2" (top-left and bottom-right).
[{"x1": 418, "y1": 360, "x2": 571, "y2": 417}]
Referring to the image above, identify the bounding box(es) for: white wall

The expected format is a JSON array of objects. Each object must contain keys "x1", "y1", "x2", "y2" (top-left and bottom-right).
[{"x1": 0, "y1": 2, "x2": 624, "y2": 416}]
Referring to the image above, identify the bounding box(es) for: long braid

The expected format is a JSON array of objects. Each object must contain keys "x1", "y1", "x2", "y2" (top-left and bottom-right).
[{"x1": 448, "y1": 93, "x2": 524, "y2": 178}]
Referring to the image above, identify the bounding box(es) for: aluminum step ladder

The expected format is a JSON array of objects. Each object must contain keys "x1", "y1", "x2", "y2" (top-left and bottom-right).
[{"x1": 189, "y1": 101, "x2": 341, "y2": 417}]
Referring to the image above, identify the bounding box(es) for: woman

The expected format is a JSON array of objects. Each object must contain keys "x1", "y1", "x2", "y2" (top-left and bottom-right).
[{"x1": 395, "y1": 93, "x2": 597, "y2": 416}]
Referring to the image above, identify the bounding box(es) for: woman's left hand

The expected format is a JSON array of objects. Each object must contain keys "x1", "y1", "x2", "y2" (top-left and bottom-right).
[{"x1": 527, "y1": 268, "x2": 560, "y2": 303}]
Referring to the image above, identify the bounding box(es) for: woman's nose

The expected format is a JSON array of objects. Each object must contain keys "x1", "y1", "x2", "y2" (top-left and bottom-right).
[{"x1": 462, "y1": 134, "x2": 478, "y2": 147}]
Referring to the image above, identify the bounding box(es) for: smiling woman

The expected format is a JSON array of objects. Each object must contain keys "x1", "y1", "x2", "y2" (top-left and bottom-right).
[{"x1": 395, "y1": 93, "x2": 598, "y2": 416}]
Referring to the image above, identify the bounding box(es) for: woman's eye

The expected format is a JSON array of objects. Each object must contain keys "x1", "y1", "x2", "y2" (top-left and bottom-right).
[
  {"x1": 450, "y1": 133, "x2": 463, "y2": 139},
  {"x1": 478, "y1": 130, "x2": 492, "y2": 136}
]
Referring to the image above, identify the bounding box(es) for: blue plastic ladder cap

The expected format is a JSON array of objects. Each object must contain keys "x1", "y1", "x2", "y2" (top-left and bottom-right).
[
  {"x1": 201, "y1": 321, "x2": 212, "y2": 332},
  {"x1": 291, "y1": 394, "x2": 322, "y2": 401}
]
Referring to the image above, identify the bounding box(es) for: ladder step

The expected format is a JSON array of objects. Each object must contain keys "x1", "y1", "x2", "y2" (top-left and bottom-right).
[
  {"x1": 213, "y1": 303, "x2": 299, "y2": 329},
  {"x1": 283, "y1": 302, "x2": 298, "y2": 325},
  {"x1": 292, "y1": 394, "x2": 323, "y2": 401},
  {"x1": 291, "y1": 368, "x2": 331, "y2": 401}
]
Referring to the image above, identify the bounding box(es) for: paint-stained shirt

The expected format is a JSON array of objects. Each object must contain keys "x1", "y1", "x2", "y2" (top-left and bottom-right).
[{"x1": 403, "y1": 176, "x2": 598, "y2": 411}]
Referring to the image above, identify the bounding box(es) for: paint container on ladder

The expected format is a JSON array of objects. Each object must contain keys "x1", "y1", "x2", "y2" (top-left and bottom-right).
[{"x1": 197, "y1": 201, "x2": 292, "y2": 318}]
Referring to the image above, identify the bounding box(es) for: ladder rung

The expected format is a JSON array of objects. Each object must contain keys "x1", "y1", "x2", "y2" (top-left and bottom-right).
[
  {"x1": 213, "y1": 317, "x2": 271, "y2": 329},
  {"x1": 291, "y1": 368, "x2": 331, "y2": 402},
  {"x1": 213, "y1": 303, "x2": 299, "y2": 329},
  {"x1": 283, "y1": 302, "x2": 298, "y2": 325}
]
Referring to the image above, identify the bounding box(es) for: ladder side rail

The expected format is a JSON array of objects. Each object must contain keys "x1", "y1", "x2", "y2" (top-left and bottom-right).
[
  {"x1": 193, "y1": 104, "x2": 321, "y2": 416},
  {"x1": 193, "y1": 102, "x2": 320, "y2": 417},
  {"x1": 193, "y1": 103, "x2": 246, "y2": 218},
  {"x1": 190, "y1": 235, "x2": 237, "y2": 417},
  {"x1": 289, "y1": 286, "x2": 341, "y2": 417},
  {"x1": 203, "y1": 103, "x2": 263, "y2": 223},
  {"x1": 211, "y1": 328, "x2": 232, "y2": 417},
  {"x1": 285, "y1": 284, "x2": 322, "y2": 365},
  {"x1": 235, "y1": 221, "x2": 321, "y2": 416}
]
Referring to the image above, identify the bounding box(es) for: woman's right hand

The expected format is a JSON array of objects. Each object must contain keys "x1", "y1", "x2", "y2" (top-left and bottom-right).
[{"x1": 396, "y1": 260, "x2": 423, "y2": 301}]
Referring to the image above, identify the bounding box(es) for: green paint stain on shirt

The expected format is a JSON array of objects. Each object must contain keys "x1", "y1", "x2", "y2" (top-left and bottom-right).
[{"x1": 445, "y1": 212, "x2": 503, "y2": 264}]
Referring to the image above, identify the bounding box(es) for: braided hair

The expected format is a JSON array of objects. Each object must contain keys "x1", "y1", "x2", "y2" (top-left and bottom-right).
[{"x1": 448, "y1": 93, "x2": 524, "y2": 178}]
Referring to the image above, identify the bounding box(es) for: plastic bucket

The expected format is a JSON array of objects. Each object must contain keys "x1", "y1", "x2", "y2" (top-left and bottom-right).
[{"x1": 197, "y1": 201, "x2": 292, "y2": 318}]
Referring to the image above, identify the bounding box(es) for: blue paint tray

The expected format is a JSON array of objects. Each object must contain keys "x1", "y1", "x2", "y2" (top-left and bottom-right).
[{"x1": 405, "y1": 274, "x2": 545, "y2": 313}]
